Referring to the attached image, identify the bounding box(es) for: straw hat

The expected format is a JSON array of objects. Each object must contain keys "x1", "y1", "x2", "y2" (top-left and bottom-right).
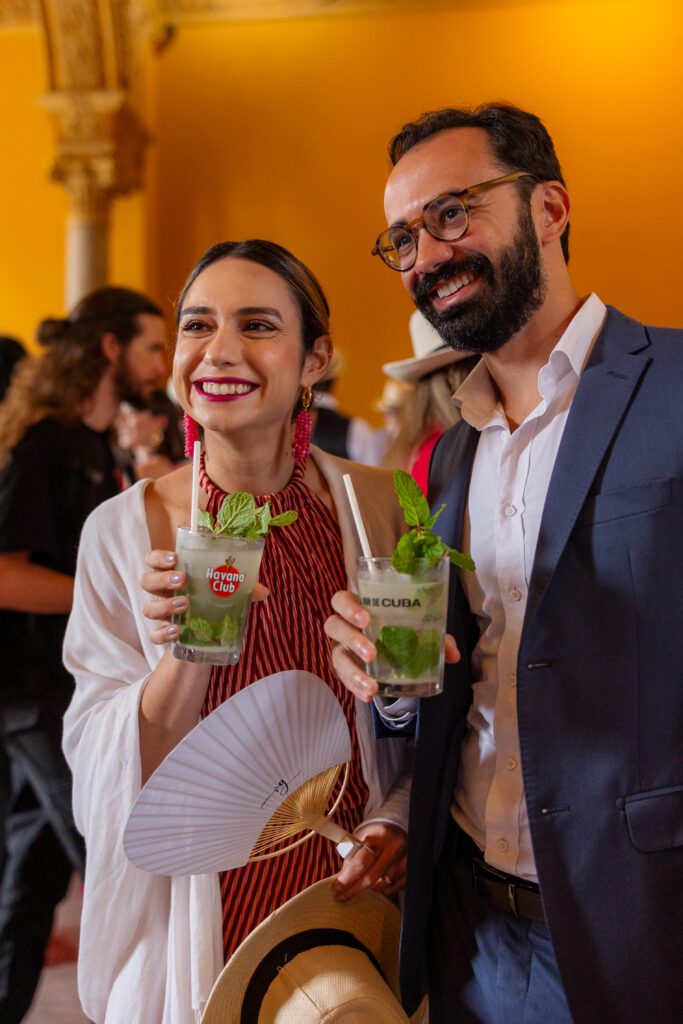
[
  {"x1": 382, "y1": 310, "x2": 472, "y2": 383},
  {"x1": 201, "y1": 878, "x2": 418, "y2": 1024}
]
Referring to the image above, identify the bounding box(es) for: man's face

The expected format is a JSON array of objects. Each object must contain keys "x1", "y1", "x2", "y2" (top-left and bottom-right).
[
  {"x1": 383, "y1": 127, "x2": 546, "y2": 354},
  {"x1": 115, "y1": 313, "x2": 168, "y2": 402}
]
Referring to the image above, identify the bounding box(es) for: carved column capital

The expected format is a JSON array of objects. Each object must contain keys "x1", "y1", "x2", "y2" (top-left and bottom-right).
[{"x1": 39, "y1": 88, "x2": 149, "y2": 221}]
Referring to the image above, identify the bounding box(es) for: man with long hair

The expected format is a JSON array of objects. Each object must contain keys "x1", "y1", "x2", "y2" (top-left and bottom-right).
[
  {"x1": 0, "y1": 286, "x2": 166, "y2": 1023},
  {"x1": 328, "y1": 103, "x2": 683, "y2": 1024}
]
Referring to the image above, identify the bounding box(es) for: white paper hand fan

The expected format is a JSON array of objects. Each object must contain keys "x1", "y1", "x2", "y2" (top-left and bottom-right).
[{"x1": 123, "y1": 671, "x2": 357, "y2": 875}]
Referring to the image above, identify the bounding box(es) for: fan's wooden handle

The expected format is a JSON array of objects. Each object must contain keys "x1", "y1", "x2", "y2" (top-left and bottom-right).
[{"x1": 304, "y1": 813, "x2": 371, "y2": 860}]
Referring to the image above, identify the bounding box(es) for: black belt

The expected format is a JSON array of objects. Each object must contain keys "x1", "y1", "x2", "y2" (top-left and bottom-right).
[{"x1": 457, "y1": 832, "x2": 545, "y2": 924}]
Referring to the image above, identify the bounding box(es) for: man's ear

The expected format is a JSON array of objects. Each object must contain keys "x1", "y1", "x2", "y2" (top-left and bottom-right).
[
  {"x1": 301, "y1": 334, "x2": 333, "y2": 387},
  {"x1": 536, "y1": 181, "x2": 570, "y2": 248},
  {"x1": 100, "y1": 331, "x2": 121, "y2": 364}
]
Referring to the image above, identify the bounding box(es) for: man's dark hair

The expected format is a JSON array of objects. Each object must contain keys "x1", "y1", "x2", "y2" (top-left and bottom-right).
[
  {"x1": 67, "y1": 286, "x2": 163, "y2": 348},
  {"x1": 388, "y1": 103, "x2": 570, "y2": 262}
]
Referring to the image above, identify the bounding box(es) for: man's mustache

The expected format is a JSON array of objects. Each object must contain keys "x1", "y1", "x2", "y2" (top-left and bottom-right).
[{"x1": 412, "y1": 253, "x2": 493, "y2": 305}]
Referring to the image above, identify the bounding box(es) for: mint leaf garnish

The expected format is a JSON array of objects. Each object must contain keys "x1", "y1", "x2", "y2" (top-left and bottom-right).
[
  {"x1": 194, "y1": 492, "x2": 297, "y2": 539},
  {"x1": 406, "y1": 628, "x2": 441, "y2": 677},
  {"x1": 394, "y1": 470, "x2": 431, "y2": 527},
  {"x1": 216, "y1": 492, "x2": 256, "y2": 536},
  {"x1": 269, "y1": 509, "x2": 298, "y2": 528},
  {"x1": 215, "y1": 610, "x2": 241, "y2": 646},
  {"x1": 390, "y1": 469, "x2": 474, "y2": 575},
  {"x1": 377, "y1": 626, "x2": 418, "y2": 667},
  {"x1": 188, "y1": 616, "x2": 214, "y2": 644},
  {"x1": 198, "y1": 509, "x2": 215, "y2": 532}
]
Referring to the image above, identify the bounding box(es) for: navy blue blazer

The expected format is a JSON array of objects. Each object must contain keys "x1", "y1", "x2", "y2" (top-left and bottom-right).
[{"x1": 395, "y1": 308, "x2": 683, "y2": 1023}]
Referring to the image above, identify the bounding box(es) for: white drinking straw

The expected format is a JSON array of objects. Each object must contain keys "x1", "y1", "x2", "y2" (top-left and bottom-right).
[
  {"x1": 342, "y1": 473, "x2": 372, "y2": 559},
  {"x1": 190, "y1": 440, "x2": 201, "y2": 533}
]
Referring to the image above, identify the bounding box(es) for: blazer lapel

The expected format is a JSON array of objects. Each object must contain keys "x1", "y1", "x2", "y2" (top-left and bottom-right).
[{"x1": 525, "y1": 308, "x2": 652, "y2": 626}]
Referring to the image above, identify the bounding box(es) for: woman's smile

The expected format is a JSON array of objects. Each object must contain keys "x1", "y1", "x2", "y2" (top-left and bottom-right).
[{"x1": 193, "y1": 376, "x2": 259, "y2": 402}]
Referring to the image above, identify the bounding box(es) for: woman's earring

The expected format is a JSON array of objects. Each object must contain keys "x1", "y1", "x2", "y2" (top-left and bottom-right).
[
  {"x1": 183, "y1": 412, "x2": 200, "y2": 459},
  {"x1": 291, "y1": 385, "x2": 313, "y2": 463}
]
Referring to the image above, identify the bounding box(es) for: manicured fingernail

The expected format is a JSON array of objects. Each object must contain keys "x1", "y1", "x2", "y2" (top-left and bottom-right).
[
  {"x1": 169, "y1": 574, "x2": 182, "y2": 584},
  {"x1": 171, "y1": 597, "x2": 186, "y2": 609},
  {"x1": 354, "y1": 640, "x2": 373, "y2": 660},
  {"x1": 166, "y1": 625, "x2": 179, "y2": 637},
  {"x1": 164, "y1": 553, "x2": 175, "y2": 564},
  {"x1": 354, "y1": 611, "x2": 367, "y2": 625}
]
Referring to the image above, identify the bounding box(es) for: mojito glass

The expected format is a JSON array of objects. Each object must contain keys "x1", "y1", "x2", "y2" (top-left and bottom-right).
[
  {"x1": 357, "y1": 556, "x2": 449, "y2": 697},
  {"x1": 171, "y1": 526, "x2": 265, "y2": 665}
]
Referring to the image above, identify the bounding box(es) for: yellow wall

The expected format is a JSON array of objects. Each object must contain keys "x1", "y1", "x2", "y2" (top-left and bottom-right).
[
  {"x1": 147, "y1": 0, "x2": 683, "y2": 420},
  {"x1": 1, "y1": 1, "x2": 682, "y2": 412}
]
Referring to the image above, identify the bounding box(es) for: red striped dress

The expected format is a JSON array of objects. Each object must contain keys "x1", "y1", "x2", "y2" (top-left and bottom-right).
[{"x1": 199, "y1": 457, "x2": 369, "y2": 961}]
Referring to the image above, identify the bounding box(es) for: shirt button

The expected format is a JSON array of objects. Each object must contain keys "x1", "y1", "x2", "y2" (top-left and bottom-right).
[
  {"x1": 504, "y1": 504, "x2": 517, "y2": 517},
  {"x1": 509, "y1": 589, "x2": 522, "y2": 601},
  {"x1": 505, "y1": 757, "x2": 517, "y2": 771},
  {"x1": 507, "y1": 673, "x2": 517, "y2": 687},
  {"x1": 496, "y1": 838, "x2": 509, "y2": 852}
]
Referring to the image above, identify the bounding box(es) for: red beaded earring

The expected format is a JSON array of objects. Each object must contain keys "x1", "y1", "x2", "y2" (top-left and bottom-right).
[
  {"x1": 291, "y1": 385, "x2": 313, "y2": 462},
  {"x1": 183, "y1": 412, "x2": 200, "y2": 459}
]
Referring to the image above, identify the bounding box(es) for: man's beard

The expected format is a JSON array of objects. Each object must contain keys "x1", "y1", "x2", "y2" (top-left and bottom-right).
[
  {"x1": 114, "y1": 353, "x2": 152, "y2": 405},
  {"x1": 413, "y1": 202, "x2": 547, "y2": 355}
]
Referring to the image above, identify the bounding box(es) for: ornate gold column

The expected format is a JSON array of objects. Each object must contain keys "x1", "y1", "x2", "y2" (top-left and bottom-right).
[{"x1": 36, "y1": 0, "x2": 149, "y2": 306}]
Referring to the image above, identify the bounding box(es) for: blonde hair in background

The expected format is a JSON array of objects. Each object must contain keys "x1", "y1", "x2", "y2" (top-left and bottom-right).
[{"x1": 383, "y1": 356, "x2": 480, "y2": 471}]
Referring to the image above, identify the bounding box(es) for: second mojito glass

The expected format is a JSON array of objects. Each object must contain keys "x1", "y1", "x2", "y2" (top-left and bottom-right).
[{"x1": 357, "y1": 556, "x2": 449, "y2": 697}]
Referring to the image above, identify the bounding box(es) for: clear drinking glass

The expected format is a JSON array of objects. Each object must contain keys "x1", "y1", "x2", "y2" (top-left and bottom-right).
[
  {"x1": 356, "y1": 556, "x2": 449, "y2": 698},
  {"x1": 171, "y1": 526, "x2": 265, "y2": 666}
]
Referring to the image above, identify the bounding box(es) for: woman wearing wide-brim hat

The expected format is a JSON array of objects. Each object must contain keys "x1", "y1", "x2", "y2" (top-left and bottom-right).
[{"x1": 382, "y1": 311, "x2": 479, "y2": 493}]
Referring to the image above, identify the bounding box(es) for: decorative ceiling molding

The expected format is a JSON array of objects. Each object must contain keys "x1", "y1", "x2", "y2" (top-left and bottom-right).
[
  {"x1": 0, "y1": 0, "x2": 39, "y2": 27},
  {"x1": 139, "y1": 0, "x2": 459, "y2": 26},
  {"x1": 1, "y1": 0, "x2": 459, "y2": 30}
]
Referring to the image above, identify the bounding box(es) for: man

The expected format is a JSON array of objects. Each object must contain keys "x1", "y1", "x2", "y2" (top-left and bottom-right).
[
  {"x1": 0, "y1": 286, "x2": 167, "y2": 1023},
  {"x1": 326, "y1": 104, "x2": 683, "y2": 1024}
]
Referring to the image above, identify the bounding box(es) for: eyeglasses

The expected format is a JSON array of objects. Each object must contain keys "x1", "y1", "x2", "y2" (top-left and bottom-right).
[{"x1": 371, "y1": 171, "x2": 537, "y2": 272}]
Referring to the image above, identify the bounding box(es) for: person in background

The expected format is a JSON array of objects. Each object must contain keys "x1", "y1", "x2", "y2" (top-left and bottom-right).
[
  {"x1": 311, "y1": 348, "x2": 387, "y2": 465},
  {"x1": 0, "y1": 338, "x2": 27, "y2": 403},
  {"x1": 382, "y1": 310, "x2": 478, "y2": 493},
  {"x1": 327, "y1": 102, "x2": 683, "y2": 1024},
  {"x1": 371, "y1": 377, "x2": 413, "y2": 468},
  {"x1": 0, "y1": 286, "x2": 166, "y2": 1024},
  {"x1": 115, "y1": 386, "x2": 185, "y2": 484}
]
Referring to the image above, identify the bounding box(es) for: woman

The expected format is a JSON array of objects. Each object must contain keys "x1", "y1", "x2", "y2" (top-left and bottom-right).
[
  {"x1": 382, "y1": 310, "x2": 479, "y2": 493},
  {"x1": 63, "y1": 241, "x2": 410, "y2": 1024}
]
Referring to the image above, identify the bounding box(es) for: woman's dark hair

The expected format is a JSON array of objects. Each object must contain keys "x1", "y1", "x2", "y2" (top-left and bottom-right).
[
  {"x1": 176, "y1": 239, "x2": 330, "y2": 354},
  {"x1": 388, "y1": 103, "x2": 570, "y2": 262},
  {"x1": 0, "y1": 336, "x2": 27, "y2": 402}
]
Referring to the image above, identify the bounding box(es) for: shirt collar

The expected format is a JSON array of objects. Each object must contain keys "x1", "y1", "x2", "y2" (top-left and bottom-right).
[{"x1": 454, "y1": 293, "x2": 607, "y2": 430}]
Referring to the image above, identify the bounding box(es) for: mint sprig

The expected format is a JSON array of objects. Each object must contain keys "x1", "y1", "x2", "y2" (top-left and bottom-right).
[
  {"x1": 375, "y1": 625, "x2": 441, "y2": 679},
  {"x1": 391, "y1": 469, "x2": 475, "y2": 575},
  {"x1": 196, "y1": 492, "x2": 298, "y2": 539}
]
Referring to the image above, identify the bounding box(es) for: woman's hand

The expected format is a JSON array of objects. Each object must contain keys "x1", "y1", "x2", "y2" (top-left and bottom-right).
[
  {"x1": 141, "y1": 550, "x2": 268, "y2": 645},
  {"x1": 325, "y1": 590, "x2": 460, "y2": 702},
  {"x1": 141, "y1": 550, "x2": 190, "y2": 645},
  {"x1": 333, "y1": 822, "x2": 407, "y2": 900}
]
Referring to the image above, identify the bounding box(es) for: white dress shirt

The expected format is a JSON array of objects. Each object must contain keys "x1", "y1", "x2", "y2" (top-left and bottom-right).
[{"x1": 379, "y1": 293, "x2": 607, "y2": 882}]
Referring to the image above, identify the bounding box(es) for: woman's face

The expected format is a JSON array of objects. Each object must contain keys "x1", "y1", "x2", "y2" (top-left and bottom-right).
[{"x1": 174, "y1": 257, "x2": 329, "y2": 440}]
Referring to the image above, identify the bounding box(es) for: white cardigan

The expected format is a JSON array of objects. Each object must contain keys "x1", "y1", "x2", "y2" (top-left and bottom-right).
[{"x1": 62, "y1": 449, "x2": 410, "y2": 1024}]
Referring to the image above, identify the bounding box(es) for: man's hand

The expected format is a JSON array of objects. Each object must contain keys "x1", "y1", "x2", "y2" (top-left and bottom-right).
[
  {"x1": 333, "y1": 822, "x2": 407, "y2": 901},
  {"x1": 324, "y1": 589, "x2": 461, "y2": 703}
]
